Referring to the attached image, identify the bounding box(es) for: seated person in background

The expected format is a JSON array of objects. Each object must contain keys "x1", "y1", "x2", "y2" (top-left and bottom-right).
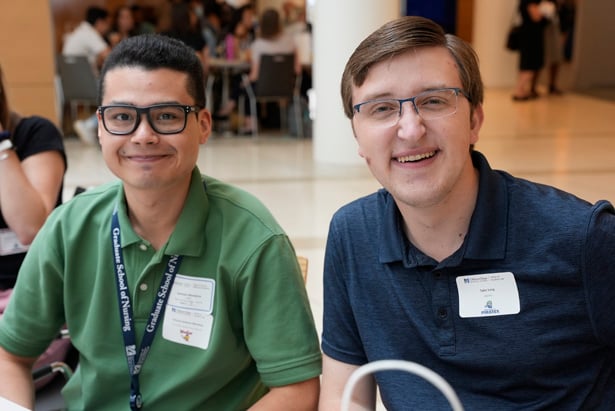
[
  {"x1": 0, "y1": 63, "x2": 66, "y2": 291},
  {"x1": 213, "y1": 9, "x2": 253, "y2": 124},
  {"x1": 248, "y1": 8, "x2": 299, "y2": 85},
  {"x1": 319, "y1": 16, "x2": 615, "y2": 410},
  {"x1": 130, "y1": 4, "x2": 156, "y2": 35},
  {"x1": 221, "y1": 7, "x2": 300, "y2": 133},
  {"x1": 162, "y1": 2, "x2": 209, "y2": 74},
  {"x1": 62, "y1": 6, "x2": 112, "y2": 146},
  {"x1": 106, "y1": 5, "x2": 137, "y2": 48},
  {"x1": 222, "y1": 9, "x2": 253, "y2": 62},
  {"x1": 62, "y1": 6, "x2": 111, "y2": 75},
  {"x1": 0, "y1": 34, "x2": 321, "y2": 410},
  {"x1": 200, "y1": 1, "x2": 224, "y2": 57}
]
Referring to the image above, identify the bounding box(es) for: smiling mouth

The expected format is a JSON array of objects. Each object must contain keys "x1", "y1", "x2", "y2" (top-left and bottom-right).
[{"x1": 396, "y1": 151, "x2": 436, "y2": 163}]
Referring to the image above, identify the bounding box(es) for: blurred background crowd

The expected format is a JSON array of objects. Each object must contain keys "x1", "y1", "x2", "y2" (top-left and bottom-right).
[{"x1": 57, "y1": 0, "x2": 312, "y2": 140}]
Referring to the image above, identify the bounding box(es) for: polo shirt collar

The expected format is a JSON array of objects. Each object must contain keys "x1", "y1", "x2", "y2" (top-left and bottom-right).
[
  {"x1": 115, "y1": 167, "x2": 208, "y2": 257},
  {"x1": 463, "y1": 151, "x2": 507, "y2": 260},
  {"x1": 378, "y1": 150, "x2": 508, "y2": 266}
]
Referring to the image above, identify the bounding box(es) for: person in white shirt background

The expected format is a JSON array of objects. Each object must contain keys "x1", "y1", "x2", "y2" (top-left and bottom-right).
[{"x1": 62, "y1": 6, "x2": 112, "y2": 147}]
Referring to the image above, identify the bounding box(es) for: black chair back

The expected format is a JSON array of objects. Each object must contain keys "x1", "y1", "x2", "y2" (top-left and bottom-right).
[
  {"x1": 254, "y1": 54, "x2": 296, "y2": 98},
  {"x1": 56, "y1": 55, "x2": 98, "y2": 102},
  {"x1": 240, "y1": 53, "x2": 303, "y2": 137}
]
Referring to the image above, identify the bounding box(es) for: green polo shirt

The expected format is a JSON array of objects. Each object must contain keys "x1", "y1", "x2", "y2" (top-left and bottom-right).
[{"x1": 0, "y1": 167, "x2": 321, "y2": 410}]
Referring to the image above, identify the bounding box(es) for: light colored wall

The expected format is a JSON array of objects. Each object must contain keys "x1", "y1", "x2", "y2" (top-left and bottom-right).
[
  {"x1": 0, "y1": 0, "x2": 57, "y2": 123},
  {"x1": 472, "y1": 0, "x2": 518, "y2": 88}
]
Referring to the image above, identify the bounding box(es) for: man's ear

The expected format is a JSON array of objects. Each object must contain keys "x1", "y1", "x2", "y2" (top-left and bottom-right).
[
  {"x1": 469, "y1": 104, "x2": 484, "y2": 145},
  {"x1": 198, "y1": 109, "x2": 212, "y2": 144}
]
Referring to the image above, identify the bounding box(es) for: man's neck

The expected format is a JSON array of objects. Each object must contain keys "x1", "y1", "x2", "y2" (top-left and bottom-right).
[
  {"x1": 399, "y1": 168, "x2": 479, "y2": 263},
  {"x1": 124, "y1": 180, "x2": 191, "y2": 250}
]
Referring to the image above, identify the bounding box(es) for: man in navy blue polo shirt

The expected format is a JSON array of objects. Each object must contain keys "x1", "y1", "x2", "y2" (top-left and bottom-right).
[{"x1": 319, "y1": 16, "x2": 615, "y2": 410}]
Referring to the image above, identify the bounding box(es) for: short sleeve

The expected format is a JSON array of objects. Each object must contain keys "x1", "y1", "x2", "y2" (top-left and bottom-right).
[
  {"x1": 238, "y1": 235, "x2": 322, "y2": 386},
  {"x1": 321, "y1": 214, "x2": 367, "y2": 365},
  {"x1": 583, "y1": 200, "x2": 615, "y2": 346}
]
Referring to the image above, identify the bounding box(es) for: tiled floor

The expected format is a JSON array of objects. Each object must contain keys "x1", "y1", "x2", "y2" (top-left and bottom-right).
[{"x1": 39, "y1": 87, "x2": 615, "y2": 409}]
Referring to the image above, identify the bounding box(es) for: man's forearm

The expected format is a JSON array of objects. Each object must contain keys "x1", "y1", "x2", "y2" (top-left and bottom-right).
[{"x1": 0, "y1": 348, "x2": 36, "y2": 409}]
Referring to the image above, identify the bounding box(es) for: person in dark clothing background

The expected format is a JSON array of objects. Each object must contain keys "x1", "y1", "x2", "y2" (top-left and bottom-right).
[{"x1": 512, "y1": 0, "x2": 549, "y2": 101}]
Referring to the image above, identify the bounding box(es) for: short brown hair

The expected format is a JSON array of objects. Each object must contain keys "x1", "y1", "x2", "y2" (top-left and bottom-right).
[
  {"x1": 259, "y1": 8, "x2": 281, "y2": 39},
  {"x1": 340, "y1": 16, "x2": 484, "y2": 119}
]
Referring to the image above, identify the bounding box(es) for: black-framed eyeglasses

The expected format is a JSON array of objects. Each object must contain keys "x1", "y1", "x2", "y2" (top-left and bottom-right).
[
  {"x1": 353, "y1": 87, "x2": 470, "y2": 128},
  {"x1": 98, "y1": 104, "x2": 201, "y2": 136}
]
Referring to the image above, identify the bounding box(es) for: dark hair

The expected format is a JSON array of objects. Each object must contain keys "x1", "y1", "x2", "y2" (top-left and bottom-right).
[
  {"x1": 235, "y1": 4, "x2": 254, "y2": 22},
  {"x1": 0, "y1": 64, "x2": 22, "y2": 136},
  {"x1": 204, "y1": 1, "x2": 222, "y2": 18},
  {"x1": 226, "y1": 4, "x2": 253, "y2": 36},
  {"x1": 86, "y1": 6, "x2": 109, "y2": 26},
  {"x1": 169, "y1": 2, "x2": 193, "y2": 36},
  {"x1": 340, "y1": 16, "x2": 484, "y2": 119},
  {"x1": 98, "y1": 34, "x2": 206, "y2": 108},
  {"x1": 111, "y1": 5, "x2": 136, "y2": 35},
  {"x1": 259, "y1": 8, "x2": 281, "y2": 39},
  {"x1": 0, "y1": 64, "x2": 9, "y2": 131}
]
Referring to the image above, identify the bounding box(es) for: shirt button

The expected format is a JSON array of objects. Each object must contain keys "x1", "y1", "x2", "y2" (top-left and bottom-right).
[
  {"x1": 139, "y1": 243, "x2": 147, "y2": 251},
  {"x1": 437, "y1": 307, "x2": 448, "y2": 319},
  {"x1": 139, "y1": 283, "x2": 148, "y2": 291}
]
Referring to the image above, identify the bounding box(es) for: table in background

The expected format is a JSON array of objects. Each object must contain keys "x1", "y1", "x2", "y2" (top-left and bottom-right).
[{"x1": 206, "y1": 58, "x2": 250, "y2": 112}]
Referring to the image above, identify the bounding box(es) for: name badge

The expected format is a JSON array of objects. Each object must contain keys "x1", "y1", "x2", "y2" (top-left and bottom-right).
[
  {"x1": 163, "y1": 274, "x2": 215, "y2": 350},
  {"x1": 456, "y1": 272, "x2": 520, "y2": 318}
]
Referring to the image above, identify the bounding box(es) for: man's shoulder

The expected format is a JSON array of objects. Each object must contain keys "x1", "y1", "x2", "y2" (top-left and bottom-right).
[
  {"x1": 12, "y1": 116, "x2": 65, "y2": 159},
  {"x1": 335, "y1": 189, "x2": 388, "y2": 216},
  {"x1": 329, "y1": 190, "x2": 390, "y2": 236},
  {"x1": 202, "y1": 175, "x2": 282, "y2": 228},
  {"x1": 13, "y1": 115, "x2": 62, "y2": 140},
  {"x1": 51, "y1": 182, "x2": 119, "y2": 219},
  {"x1": 203, "y1": 175, "x2": 261, "y2": 204}
]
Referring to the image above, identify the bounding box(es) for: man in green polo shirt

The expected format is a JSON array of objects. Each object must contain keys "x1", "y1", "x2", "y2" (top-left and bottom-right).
[{"x1": 0, "y1": 34, "x2": 321, "y2": 410}]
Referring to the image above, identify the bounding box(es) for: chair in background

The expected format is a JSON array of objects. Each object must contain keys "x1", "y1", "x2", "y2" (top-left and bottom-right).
[
  {"x1": 240, "y1": 53, "x2": 303, "y2": 138},
  {"x1": 55, "y1": 55, "x2": 98, "y2": 135},
  {"x1": 297, "y1": 255, "x2": 308, "y2": 283}
]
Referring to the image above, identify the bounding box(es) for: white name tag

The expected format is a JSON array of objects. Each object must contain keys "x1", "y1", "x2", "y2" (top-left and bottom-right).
[
  {"x1": 456, "y1": 272, "x2": 520, "y2": 318},
  {"x1": 0, "y1": 228, "x2": 29, "y2": 256},
  {"x1": 163, "y1": 274, "x2": 215, "y2": 350}
]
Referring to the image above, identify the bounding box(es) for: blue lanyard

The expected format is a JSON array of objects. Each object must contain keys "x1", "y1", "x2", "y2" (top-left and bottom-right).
[{"x1": 111, "y1": 207, "x2": 183, "y2": 410}]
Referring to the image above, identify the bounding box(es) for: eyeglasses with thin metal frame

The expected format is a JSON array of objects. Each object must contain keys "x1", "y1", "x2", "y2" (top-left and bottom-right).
[
  {"x1": 352, "y1": 87, "x2": 471, "y2": 128},
  {"x1": 98, "y1": 104, "x2": 201, "y2": 136}
]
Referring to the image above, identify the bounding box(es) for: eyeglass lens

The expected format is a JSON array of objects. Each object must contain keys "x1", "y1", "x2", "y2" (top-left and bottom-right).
[
  {"x1": 356, "y1": 89, "x2": 459, "y2": 127},
  {"x1": 101, "y1": 105, "x2": 190, "y2": 135}
]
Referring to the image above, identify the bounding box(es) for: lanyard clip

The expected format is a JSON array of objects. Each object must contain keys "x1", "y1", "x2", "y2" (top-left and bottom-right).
[{"x1": 130, "y1": 392, "x2": 143, "y2": 410}]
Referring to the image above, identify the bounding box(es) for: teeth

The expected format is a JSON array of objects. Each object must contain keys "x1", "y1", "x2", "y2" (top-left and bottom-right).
[{"x1": 397, "y1": 151, "x2": 436, "y2": 163}]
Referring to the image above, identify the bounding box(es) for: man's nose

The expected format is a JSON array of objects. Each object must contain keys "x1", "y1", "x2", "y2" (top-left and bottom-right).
[
  {"x1": 396, "y1": 100, "x2": 425, "y2": 138},
  {"x1": 130, "y1": 114, "x2": 159, "y2": 144}
]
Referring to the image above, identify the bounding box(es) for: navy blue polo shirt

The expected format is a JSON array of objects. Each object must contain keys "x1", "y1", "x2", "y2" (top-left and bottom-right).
[{"x1": 322, "y1": 151, "x2": 615, "y2": 410}]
